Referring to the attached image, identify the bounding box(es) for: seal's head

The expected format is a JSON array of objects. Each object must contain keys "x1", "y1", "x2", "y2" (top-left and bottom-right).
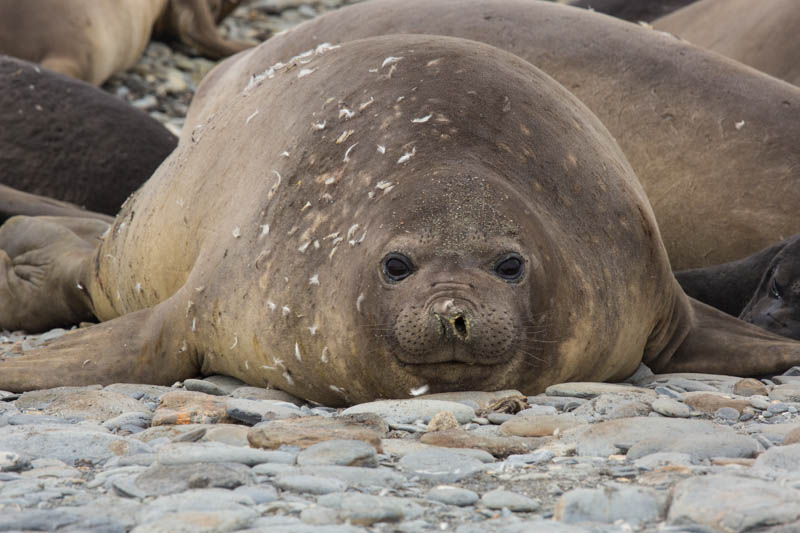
[
  {"x1": 358, "y1": 170, "x2": 555, "y2": 394},
  {"x1": 740, "y1": 236, "x2": 800, "y2": 339}
]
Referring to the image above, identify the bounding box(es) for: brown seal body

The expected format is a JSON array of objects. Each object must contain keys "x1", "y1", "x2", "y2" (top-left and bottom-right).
[
  {"x1": 567, "y1": 0, "x2": 696, "y2": 22},
  {"x1": 193, "y1": 0, "x2": 800, "y2": 270},
  {"x1": 654, "y1": 0, "x2": 800, "y2": 86},
  {"x1": 0, "y1": 0, "x2": 251, "y2": 85},
  {"x1": 3, "y1": 34, "x2": 800, "y2": 405},
  {"x1": 0, "y1": 57, "x2": 176, "y2": 218}
]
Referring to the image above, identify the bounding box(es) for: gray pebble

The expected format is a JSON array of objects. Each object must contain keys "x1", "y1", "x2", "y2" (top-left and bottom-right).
[
  {"x1": 0, "y1": 425, "x2": 152, "y2": 465},
  {"x1": 669, "y1": 475, "x2": 800, "y2": 531},
  {"x1": 517, "y1": 405, "x2": 558, "y2": 417},
  {"x1": 481, "y1": 489, "x2": 540, "y2": 512},
  {"x1": 488, "y1": 413, "x2": 516, "y2": 425},
  {"x1": 505, "y1": 450, "x2": 555, "y2": 465},
  {"x1": 398, "y1": 449, "x2": 485, "y2": 482},
  {"x1": 233, "y1": 485, "x2": 279, "y2": 504},
  {"x1": 655, "y1": 386, "x2": 682, "y2": 399},
  {"x1": 752, "y1": 443, "x2": 800, "y2": 475},
  {"x1": 273, "y1": 474, "x2": 346, "y2": 494},
  {"x1": 157, "y1": 441, "x2": 296, "y2": 466},
  {"x1": 652, "y1": 398, "x2": 691, "y2": 418},
  {"x1": 226, "y1": 398, "x2": 302, "y2": 424},
  {"x1": 300, "y1": 506, "x2": 341, "y2": 525},
  {"x1": 768, "y1": 403, "x2": 791, "y2": 415},
  {"x1": 715, "y1": 407, "x2": 740, "y2": 421},
  {"x1": 318, "y1": 493, "x2": 410, "y2": 526},
  {"x1": 342, "y1": 399, "x2": 475, "y2": 424},
  {"x1": 556, "y1": 485, "x2": 666, "y2": 526},
  {"x1": 296, "y1": 439, "x2": 377, "y2": 467},
  {"x1": 427, "y1": 486, "x2": 480, "y2": 506},
  {"x1": 102, "y1": 412, "x2": 153, "y2": 431},
  {"x1": 0, "y1": 451, "x2": 31, "y2": 472}
]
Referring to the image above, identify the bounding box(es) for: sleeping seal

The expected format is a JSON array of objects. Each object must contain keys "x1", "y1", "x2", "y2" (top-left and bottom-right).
[
  {"x1": 0, "y1": 57, "x2": 176, "y2": 217},
  {"x1": 654, "y1": 0, "x2": 800, "y2": 86},
  {"x1": 191, "y1": 0, "x2": 800, "y2": 270},
  {"x1": 0, "y1": 0, "x2": 252, "y2": 85},
  {"x1": 2, "y1": 35, "x2": 800, "y2": 405},
  {"x1": 677, "y1": 235, "x2": 800, "y2": 340}
]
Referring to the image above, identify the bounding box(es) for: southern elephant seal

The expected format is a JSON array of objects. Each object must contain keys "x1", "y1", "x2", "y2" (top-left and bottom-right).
[
  {"x1": 0, "y1": 57, "x2": 176, "y2": 218},
  {"x1": 192, "y1": 0, "x2": 800, "y2": 270},
  {"x1": 3, "y1": 35, "x2": 800, "y2": 406},
  {"x1": 677, "y1": 235, "x2": 800, "y2": 340},
  {"x1": 654, "y1": 0, "x2": 800, "y2": 86},
  {"x1": 567, "y1": 0, "x2": 696, "y2": 22},
  {"x1": 0, "y1": 0, "x2": 252, "y2": 85}
]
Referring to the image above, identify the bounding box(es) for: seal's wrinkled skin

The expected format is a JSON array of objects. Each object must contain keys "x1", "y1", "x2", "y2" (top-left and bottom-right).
[
  {"x1": 3, "y1": 35, "x2": 800, "y2": 405},
  {"x1": 654, "y1": 0, "x2": 800, "y2": 86},
  {"x1": 192, "y1": 0, "x2": 800, "y2": 270},
  {"x1": 0, "y1": 0, "x2": 252, "y2": 85}
]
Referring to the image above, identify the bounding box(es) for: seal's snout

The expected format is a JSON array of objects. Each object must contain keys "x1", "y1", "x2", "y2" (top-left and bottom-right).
[{"x1": 433, "y1": 299, "x2": 470, "y2": 340}]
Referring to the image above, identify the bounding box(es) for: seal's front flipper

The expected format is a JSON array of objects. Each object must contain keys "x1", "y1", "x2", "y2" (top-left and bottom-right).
[
  {"x1": 0, "y1": 185, "x2": 113, "y2": 224},
  {"x1": 652, "y1": 296, "x2": 800, "y2": 376},
  {"x1": 0, "y1": 216, "x2": 110, "y2": 332},
  {"x1": 0, "y1": 301, "x2": 200, "y2": 393},
  {"x1": 173, "y1": 0, "x2": 253, "y2": 59}
]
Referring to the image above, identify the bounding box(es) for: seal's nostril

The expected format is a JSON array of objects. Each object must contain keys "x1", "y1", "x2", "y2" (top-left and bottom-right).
[{"x1": 453, "y1": 315, "x2": 467, "y2": 337}]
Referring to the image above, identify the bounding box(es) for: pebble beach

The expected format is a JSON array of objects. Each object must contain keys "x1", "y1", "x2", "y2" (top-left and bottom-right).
[{"x1": 2, "y1": 1, "x2": 800, "y2": 531}]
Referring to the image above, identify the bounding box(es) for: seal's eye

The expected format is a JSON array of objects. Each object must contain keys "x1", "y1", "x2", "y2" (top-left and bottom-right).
[
  {"x1": 383, "y1": 253, "x2": 413, "y2": 282},
  {"x1": 494, "y1": 254, "x2": 524, "y2": 281}
]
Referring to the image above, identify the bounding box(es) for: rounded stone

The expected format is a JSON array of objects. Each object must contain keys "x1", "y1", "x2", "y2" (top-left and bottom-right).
[
  {"x1": 426, "y1": 486, "x2": 480, "y2": 506},
  {"x1": 273, "y1": 474, "x2": 347, "y2": 495},
  {"x1": 398, "y1": 449, "x2": 486, "y2": 482},
  {"x1": 480, "y1": 489, "x2": 540, "y2": 512},
  {"x1": 651, "y1": 398, "x2": 691, "y2": 418},
  {"x1": 342, "y1": 400, "x2": 475, "y2": 424},
  {"x1": 296, "y1": 439, "x2": 377, "y2": 467},
  {"x1": 733, "y1": 378, "x2": 769, "y2": 397}
]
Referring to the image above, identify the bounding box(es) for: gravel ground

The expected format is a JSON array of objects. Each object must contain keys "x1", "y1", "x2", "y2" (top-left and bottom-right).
[{"x1": 3, "y1": 1, "x2": 800, "y2": 532}]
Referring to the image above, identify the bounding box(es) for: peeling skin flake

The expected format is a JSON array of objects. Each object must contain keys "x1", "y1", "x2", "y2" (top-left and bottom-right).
[
  {"x1": 411, "y1": 113, "x2": 432, "y2": 123},
  {"x1": 346, "y1": 224, "x2": 359, "y2": 239},
  {"x1": 232, "y1": 226, "x2": 241, "y2": 238},
  {"x1": 397, "y1": 147, "x2": 416, "y2": 164},
  {"x1": 377, "y1": 145, "x2": 386, "y2": 154},
  {"x1": 335, "y1": 130, "x2": 354, "y2": 144},
  {"x1": 339, "y1": 108, "x2": 355, "y2": 120},
  {"x1": 313, "y1": 120, "x2": 326, "y2": 130},
  {"x1": 382, "y1": 56, "x2": 403, "y2": 68},
  {"x1": 298, "y1": 68, "x2": 316, "y2": 78},
  {"x1": 343, "y1": 143, "x2": 358, "y2": 162},
  {"x1": 359, "y1": 97, "x2": 374, "y2": 111},
  {"x1": 309, "y1": 274, "x2": 320, "y2": 285},
  {"x1": 376, "y1": 181, "x2": 392, "y2": 190},
  {"x1": 735, "y1": 120, "x2": 746, "y2": 130},
  {"x1": 245, "y1": 110, "x2": 259, "y2": 124},
  {"x1": 410, "y1": 384, "x2": 430, "y2": 396}
]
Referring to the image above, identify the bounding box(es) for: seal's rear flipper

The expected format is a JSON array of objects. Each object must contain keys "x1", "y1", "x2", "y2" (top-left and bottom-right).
[
  {"x1": 0, "y1": 304, "x2": 200, "y2": 393},
  {"x1": 172, "y1": 0, "x2": 253, "y2": 59},
  {"x1": 651, "y1": 296, "x2": 800, "y2": 376},
  {"x1": 0, "y1": 185, "x2": 113, "y2": 224}
]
